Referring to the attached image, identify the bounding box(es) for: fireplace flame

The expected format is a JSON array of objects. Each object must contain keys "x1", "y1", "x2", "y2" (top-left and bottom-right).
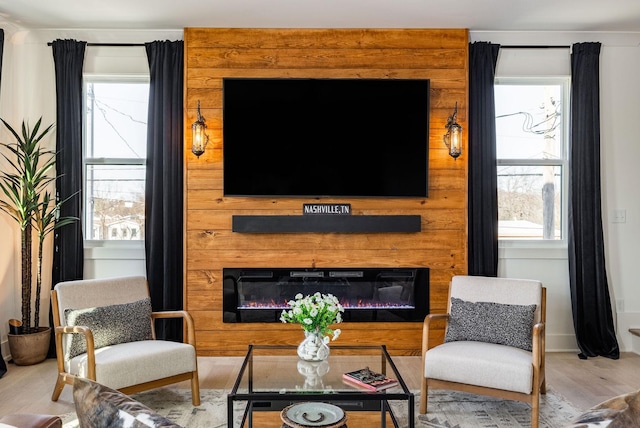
[{"x1": 239, "y1": 298, "x2": 414, "y2": 310}]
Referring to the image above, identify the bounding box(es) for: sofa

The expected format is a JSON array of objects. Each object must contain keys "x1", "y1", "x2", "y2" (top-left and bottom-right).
[{"x1": 0, "y1": 414, "x2": 62, "y2": 428}]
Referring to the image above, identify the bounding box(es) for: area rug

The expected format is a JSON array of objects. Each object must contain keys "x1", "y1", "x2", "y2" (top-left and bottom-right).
[
  {"x1": 394, "y1": 389, "x2": 581, "y2": 428},
  {"x1": 61, "y1": 387, "x2": 582, "y2": 428}
]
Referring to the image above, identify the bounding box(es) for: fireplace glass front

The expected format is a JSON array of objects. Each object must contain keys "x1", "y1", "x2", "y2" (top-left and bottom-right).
[{"x1": 223, "y1": 267, "x2": 429, "y2": 323}]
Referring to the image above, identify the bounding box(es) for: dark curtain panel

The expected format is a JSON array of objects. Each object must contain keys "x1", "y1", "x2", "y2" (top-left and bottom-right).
[
  {"x1": 568, "y1": 42, "x2": 619, "y2": 359},
  {"x1": 0, "y1": 27, "x2": 6, "y2": 378},
  {"x1": 144, "y1": 40, "x2": 184, "y2": 341},
  {"x1": 50, "y1": 39, "x2": 86, "y2": 357},
  {"x1": 0, "y1": 28, "x2": 4, "y2": 92},
  {"x1": 51, "y1": 39, "x2": 86, "y2": 283},
  {"x1": 467, "y1": 42, "x2": 500, "y2": 277}
]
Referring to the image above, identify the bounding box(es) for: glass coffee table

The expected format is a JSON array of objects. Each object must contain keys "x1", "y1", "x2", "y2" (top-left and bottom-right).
[{"x1": 227, "y1": 344, "x2": 414, "y2": 427}]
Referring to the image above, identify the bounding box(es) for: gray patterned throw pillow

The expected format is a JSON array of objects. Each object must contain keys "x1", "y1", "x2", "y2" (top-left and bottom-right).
[
  {"x1": 444, "y1": 297, "x2": 537, "y2": 351},
  {"x1": 73, "y1": 377, "x2": 181, "y2": 428},
  {"x1": 64, "y1": 298, "x2": 153, "y2": 360}
]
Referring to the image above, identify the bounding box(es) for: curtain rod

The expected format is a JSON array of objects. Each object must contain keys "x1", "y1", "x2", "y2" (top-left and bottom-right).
[
  {"x1": 500, "y1": 45, "x2": 570, "y2": 49},
  {"x1": 47, "y1": 42, "x2": 145, "y2": 47},
  {"x1": 49, "y1": 42, "x2": 567, "y2": 49}
]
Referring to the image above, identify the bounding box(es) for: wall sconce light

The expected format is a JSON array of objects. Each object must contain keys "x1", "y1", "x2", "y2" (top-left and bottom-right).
[
  {"x1": 443, "y1": 102, "x2": 462, "y2": 160},
  {"x1": 191, "y1": 100, "x2": 209, "y2": 158}
]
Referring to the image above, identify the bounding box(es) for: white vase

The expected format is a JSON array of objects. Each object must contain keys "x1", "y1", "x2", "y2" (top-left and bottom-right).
[{"x1": 297, "y1": 330, "x2": 330, "y2": 361}]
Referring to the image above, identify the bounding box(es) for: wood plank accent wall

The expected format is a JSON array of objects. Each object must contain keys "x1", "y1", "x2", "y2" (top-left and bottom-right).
[{"x1": 184, "y1": 28, "x2": 469, "y2": 356}]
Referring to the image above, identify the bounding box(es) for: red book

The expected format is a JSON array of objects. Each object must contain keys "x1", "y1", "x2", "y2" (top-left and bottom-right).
[{"x1": 342, "y1": 367, "x2": 398, "y2": 391}]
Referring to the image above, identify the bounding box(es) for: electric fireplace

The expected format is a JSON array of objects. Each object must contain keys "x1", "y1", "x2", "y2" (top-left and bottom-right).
[{"x1": 223, "y1": 267, "x2": 429, "y2": 323}]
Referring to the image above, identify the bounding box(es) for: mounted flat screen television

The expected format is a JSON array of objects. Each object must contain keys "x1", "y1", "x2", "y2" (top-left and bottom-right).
[{"x1": 222, "y1": 78, "x2": 430, "y2": 198}]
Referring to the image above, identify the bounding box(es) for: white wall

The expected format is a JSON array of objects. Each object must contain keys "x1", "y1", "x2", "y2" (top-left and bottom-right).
[
  {"x1": 600, "y1": 39, "x2": 640, "y2": 352},
  {"x1": 2, "y1": 28, "x2": 639, "y2": 361}
]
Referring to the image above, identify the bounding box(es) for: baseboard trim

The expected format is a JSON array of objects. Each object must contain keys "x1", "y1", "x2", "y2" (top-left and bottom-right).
[{"x1": 545, "y1": 333, "x2": 579, "y2": 353}]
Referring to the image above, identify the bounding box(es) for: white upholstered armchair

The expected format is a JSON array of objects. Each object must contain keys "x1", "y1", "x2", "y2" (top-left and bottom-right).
[
  {"x1": 420, "y1": 275, "x2": 546, "y2": 428},
  {"x1": 51, "y1": 276, "x2": 200, "y2": 405}
]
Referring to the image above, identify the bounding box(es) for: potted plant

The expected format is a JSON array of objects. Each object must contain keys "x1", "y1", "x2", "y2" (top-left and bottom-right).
[{"x1": 0, "y1": 117, "x2": 77, "y2": 365}]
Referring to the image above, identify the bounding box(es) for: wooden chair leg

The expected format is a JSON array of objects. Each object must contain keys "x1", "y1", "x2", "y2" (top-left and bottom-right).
[
  {"x1": 51, "y1": 374, "x2": 66, "y2": 401},
  {"x1": 419, "y1": 377, "x2": 428, "y2": 414},
  {"x1": 531, "y1": 392, "x2": 540, "y2": 428},
  {"x1": 190, "y1": 372, "x2": 201, "y2": 406}
]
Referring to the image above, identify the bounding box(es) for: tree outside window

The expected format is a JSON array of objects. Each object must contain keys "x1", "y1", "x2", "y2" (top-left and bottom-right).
[{"x1": 495, "y1": 79, "x2": 569, "y2": 240}]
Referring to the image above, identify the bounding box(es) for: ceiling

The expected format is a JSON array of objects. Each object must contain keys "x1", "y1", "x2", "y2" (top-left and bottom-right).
[{"x1": 1, "y1": 0, "x2": 640, "y2": 33}]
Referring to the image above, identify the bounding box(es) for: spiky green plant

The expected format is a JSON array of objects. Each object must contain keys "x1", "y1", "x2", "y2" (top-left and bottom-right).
[{"x1": 0, "y1": 118, "x2": 78, "y2": 333}]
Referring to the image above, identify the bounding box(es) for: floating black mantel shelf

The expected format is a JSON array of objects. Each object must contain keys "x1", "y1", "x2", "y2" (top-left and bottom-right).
[{"x1": 232, "y1": 215, "x2": 421, "y2": 233}]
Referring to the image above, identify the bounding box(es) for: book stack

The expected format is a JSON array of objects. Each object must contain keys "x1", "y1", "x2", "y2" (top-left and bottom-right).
[{"x1": 342, "y1": 366, "x2": 398, "y2": 391}]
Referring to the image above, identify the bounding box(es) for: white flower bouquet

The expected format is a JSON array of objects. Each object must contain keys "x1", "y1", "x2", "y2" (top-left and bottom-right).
[{"x1": 280, "y1": 292, "x2": 345, "y2": 341}]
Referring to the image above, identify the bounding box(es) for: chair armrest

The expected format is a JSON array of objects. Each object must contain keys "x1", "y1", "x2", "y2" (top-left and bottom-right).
[
  {"x1": 151, "y1": 310, "x2": 196, "y2": 346},
  {"x1": 532, "y1": 321, "x2": 545, "y2": 364},
  {"x1": 422, "y1": 313, "x2": 449, "y2": 356},
  {"x1": 54, "y1": 325, "x2": 97, "y2": 379},
  {"x1": 532, "y1": 321, "x2": 546, "y2": 389}
]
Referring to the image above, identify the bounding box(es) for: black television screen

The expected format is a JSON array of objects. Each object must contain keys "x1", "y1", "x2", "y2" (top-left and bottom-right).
[{"x1": 222, "y1": 78, "x2": 430, "y2": 198}]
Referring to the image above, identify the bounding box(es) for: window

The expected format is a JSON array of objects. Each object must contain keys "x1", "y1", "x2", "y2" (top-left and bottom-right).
[
  {"x1": 84, "y1": 79, "x2": 149, "y2": 241},
  {"x1": 495, "y1": 78, "x2": 569, "y2": 240}
]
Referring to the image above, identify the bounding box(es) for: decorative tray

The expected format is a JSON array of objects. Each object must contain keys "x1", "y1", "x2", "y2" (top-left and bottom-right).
[{"x1": 280, "y1": 402, "x2": 347, "y2": 428}]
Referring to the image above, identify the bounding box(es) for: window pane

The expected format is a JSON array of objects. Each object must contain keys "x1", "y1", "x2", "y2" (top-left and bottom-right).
[
  {"x1": 498, "y1": 165, "x2": 562, "y2": 240},
  {"x1": 84, "y1": 80, "x2": 148, "y2": 241},
  {"x1": 85, "y1": 165, "x2": 145, "y2": 240},
  {"x1": 85, "y1": 82, "x2": 148, "y2": 159},
  {"x1": 495, "y1": 84, "x2": 563, "y2": 160}
]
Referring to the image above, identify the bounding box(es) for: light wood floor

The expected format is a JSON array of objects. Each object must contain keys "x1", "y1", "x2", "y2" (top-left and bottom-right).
[{"x1": 1, "y1": 352, "x2": 639, "y2": 418}]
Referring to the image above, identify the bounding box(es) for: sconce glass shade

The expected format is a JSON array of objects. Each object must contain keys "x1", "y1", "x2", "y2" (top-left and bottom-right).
[
  {"x1": 191, "y1": 100, "x2": 209, "y2": 158},
  {"x1": 443, "y1": 103, "x2": 462, "y2": 159},
  {"x1": 445, "y1": 122, "x2": 462, "y2": 159}
]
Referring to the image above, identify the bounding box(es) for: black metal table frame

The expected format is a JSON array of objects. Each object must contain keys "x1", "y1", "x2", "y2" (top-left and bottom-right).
[{"x1": 227, "y1": 344, "x2": 414, "y2": 428}]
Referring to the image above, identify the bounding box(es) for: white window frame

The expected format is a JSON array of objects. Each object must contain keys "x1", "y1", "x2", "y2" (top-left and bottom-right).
[
  {"x1": 82, "y1": 75, "x2": 149, "y2": 252},
  {"x1": 495, "y1": 76, "x2": 570, "y2": 250}
]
